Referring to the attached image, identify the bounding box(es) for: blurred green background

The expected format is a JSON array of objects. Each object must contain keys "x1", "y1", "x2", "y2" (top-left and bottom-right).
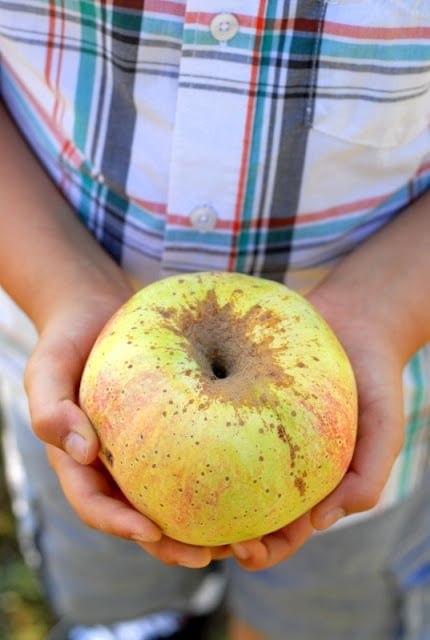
[{"x1": 0, "y1": 435, "x2": 53, "y2": 640}]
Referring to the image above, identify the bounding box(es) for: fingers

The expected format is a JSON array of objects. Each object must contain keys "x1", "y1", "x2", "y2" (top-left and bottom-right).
[
  {"x1": 231, "y1": 513, "x2": 314, "y2": 571},
  {"x1": 229, "y1": 346, "x2": 405, "y2": 568},
  {"x1": 25, "y1": 335, "x2": 99, "y2": 463},
  {"x1": 47, "y1": 445, "x2": 217, "y2": 568},
  {"x1": 141, "y1": 538, "x2": 212, "y2": 569},
  {"x1": 47, "y1": 445, "x2": 162, "y2": 541}
]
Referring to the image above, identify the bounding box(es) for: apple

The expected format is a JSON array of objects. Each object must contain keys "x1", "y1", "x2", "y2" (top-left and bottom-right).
[{"x1": 79, "y1": 272, "x2": 357, "y2": 546}]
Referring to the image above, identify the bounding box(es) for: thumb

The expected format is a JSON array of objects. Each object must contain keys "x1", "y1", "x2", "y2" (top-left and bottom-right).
[{"x1": 24, "y1": 335, "x2": 99, "y2": 464}]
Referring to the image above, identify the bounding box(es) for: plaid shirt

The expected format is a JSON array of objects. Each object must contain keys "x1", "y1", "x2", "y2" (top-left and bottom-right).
[{"x1": 1, "y1": 0, "x2": 430, "y2": 517}]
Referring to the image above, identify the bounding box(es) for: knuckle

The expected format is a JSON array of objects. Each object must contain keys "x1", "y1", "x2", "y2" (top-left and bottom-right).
[{"x1": 31, "y1": 407, "x2": 59, "y2": 443}]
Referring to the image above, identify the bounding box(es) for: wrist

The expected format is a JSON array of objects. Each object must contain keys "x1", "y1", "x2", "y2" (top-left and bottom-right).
[
  {"x1": 309, "y1": 195, "x2": 430, "y2": 366},
  {"x1": 24, "y1": 217, "x2": 132, "y2": 334},
  {"x1": 35, "y1": 266, "x2": 133, "y2": 340},
  {"x1": 310, "y1": 273, "x2": 427, "y2": 373}
]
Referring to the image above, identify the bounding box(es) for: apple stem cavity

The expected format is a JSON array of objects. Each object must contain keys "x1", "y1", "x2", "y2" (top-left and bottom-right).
[
  {"x1": 79, "y1": 272, "x2": 358, "y2": 546},
  {"x1": 210, "y1": 356, "x2": 228, "y2": 380}
]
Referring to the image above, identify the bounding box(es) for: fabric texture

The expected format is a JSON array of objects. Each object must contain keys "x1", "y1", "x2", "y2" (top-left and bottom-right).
[
  {"x1": 1, "y1": 1, "x2": 430, "y2": 280},
  {"x1": 228, "y1": 473, "x2": 430, "y2": 640},
  {"x1": 1, "y1": 0, "x2": 430, "y2": 515},
  {"x1": 1, "y1": 3, "x2": 430, "y2": 637}
]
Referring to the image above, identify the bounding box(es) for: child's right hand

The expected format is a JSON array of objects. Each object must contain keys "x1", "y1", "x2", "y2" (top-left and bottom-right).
[{"x1": 23, "y1": 282, "x2": 232, "y2": 567}]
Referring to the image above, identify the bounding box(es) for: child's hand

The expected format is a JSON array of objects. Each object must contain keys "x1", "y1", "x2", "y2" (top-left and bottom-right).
[
  {"x1": 307, "y1": 288, "x2": 405, "y2": 532},
  {"x1": 20, "y1": 233, "x2": 419, "y2": 571},
  {"x1": 229, "y1": 284, "x2": 405, "y2": 571},
  {"x1": 24, "y1": 287, "x2": 131, "y2": 465},
  {"x1": 46, "y1": 444, "x2": 235, "y2": 566},
  {"x1": 24, "y1": 279, "x2": 404, "y2": 570},
  {"x1": 23, "y1": 284, "x2": 234, "y2": 566}
]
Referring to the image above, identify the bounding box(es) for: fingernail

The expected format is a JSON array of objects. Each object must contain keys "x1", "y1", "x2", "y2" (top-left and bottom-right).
[
  {"x1": 231, "y1": 543, "x2": 250, "y2": 561},
  {"x1": 64, "y1": 432, "x2": 89, "y2": 464},
  {"x1": 318, "y1": 507, "x2": 345, "y2": 530}
]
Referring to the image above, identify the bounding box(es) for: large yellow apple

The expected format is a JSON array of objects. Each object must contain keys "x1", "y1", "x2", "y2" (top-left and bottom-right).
[{"x1": 79, "y1": 272, "x2": 357, "y2": 546}]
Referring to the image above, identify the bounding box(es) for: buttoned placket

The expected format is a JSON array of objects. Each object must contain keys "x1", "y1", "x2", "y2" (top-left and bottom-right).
[{"x1": 160, "y1": 1, "x2": 263, "y2": 276}]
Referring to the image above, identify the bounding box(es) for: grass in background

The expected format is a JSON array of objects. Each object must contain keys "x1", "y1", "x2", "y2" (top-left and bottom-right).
[{"x1": 0, "y1": 438, "x2": 54, "y2": 640}]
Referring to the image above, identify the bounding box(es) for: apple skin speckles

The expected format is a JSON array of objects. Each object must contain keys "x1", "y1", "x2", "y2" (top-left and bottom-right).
[{"x1": 79, "y1": 272, "x2": 357, "y2": 546}]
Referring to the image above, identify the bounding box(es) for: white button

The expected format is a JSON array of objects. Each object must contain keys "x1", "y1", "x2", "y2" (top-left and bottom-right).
[
  {"x1": 210, "y1": 13, "x2": 239, "y2": 42},
  {"x1": 189, "y1": 205, "x2": 218, "y2": 231}
]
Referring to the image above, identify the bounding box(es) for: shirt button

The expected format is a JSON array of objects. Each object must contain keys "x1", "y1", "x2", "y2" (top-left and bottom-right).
[
  {"x1": 210, "y1": 13, "x2": 239, "y2": 42},
  {"x1": 189, "y1": 205, "x2": 218, "y2": 232}
]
